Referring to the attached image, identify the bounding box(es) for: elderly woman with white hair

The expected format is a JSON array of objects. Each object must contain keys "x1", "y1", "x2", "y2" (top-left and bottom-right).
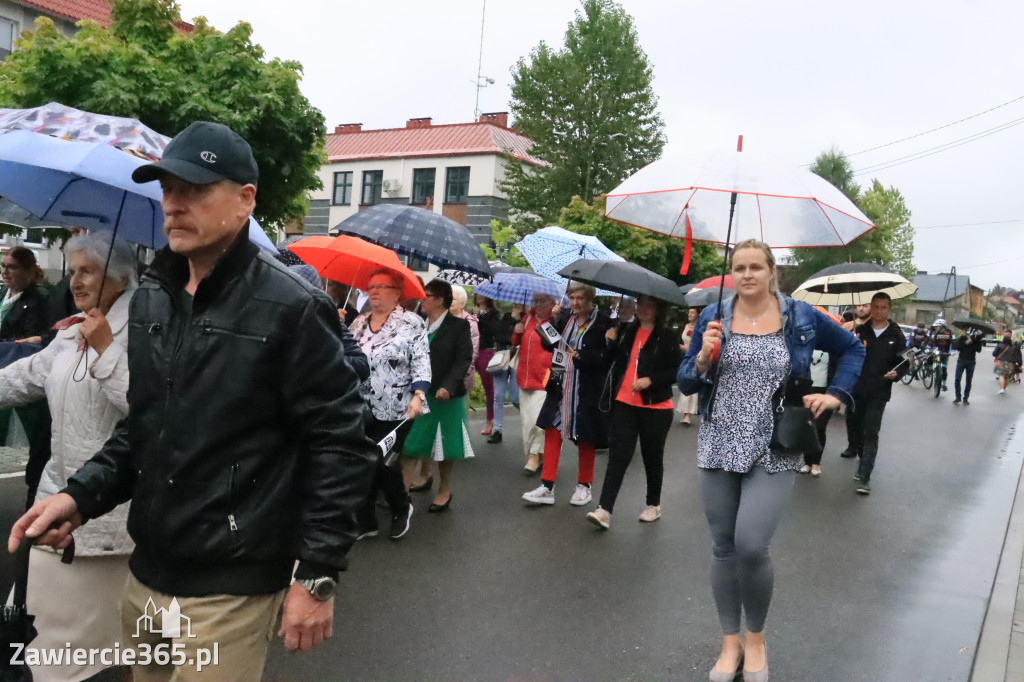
[
  {"x1": 511, "y1": 292, "x2": 557, "y2": 474},
  {"x1": 0, "y1": 232, "x2": 137, "y2": 681}
]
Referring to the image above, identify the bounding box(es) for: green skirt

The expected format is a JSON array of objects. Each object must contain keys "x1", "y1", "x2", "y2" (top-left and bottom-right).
[{"x1": 404, "y1": 396, "x2": 475, "y2": 461}]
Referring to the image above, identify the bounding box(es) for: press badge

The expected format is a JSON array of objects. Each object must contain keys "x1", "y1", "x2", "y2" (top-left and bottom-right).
[{"x1": 539, "y1": 322, "x2": 562, "y2": 345}]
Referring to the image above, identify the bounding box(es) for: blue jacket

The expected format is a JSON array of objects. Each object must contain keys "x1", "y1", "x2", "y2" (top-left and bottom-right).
[{"x1": 677, "y1": 293, "x2": 865, "y2": 417}]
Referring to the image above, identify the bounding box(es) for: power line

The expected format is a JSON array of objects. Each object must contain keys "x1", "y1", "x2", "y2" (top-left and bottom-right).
[
  {"x1": 958, "y1": 254, "x2": 1024, "y2": 269},
  {"x1": 916, "y1": 219, "x2": 1024, "y2": 230},
  {"x1": 853, "y1": 116, "x2": 1024, "y2": 176},
  {"x1": 846, "y1": 93, "x2": 1024, "y2": 158}
]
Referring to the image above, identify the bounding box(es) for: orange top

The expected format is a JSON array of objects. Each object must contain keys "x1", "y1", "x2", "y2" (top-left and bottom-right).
[{"x1": 615, "y1": 328, "x2": 674, "y2": 409}]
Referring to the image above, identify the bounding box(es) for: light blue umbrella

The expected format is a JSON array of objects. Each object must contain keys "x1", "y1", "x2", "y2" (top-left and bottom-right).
[
  {"x1": 474, "y1": 272, "x2": 562, "y2": 306},
  {"x1": 0, "y1": 128, "x2": 277, "y2": 254},
  {"x1": 513, "y1": 226, "x2": 624, "y2": 296}
]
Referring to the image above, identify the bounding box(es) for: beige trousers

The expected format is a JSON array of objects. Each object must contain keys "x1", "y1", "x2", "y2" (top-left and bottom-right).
[
  {"x1": 519, "y1": 388, "x2": 547, "y2": 457},
  {"x1": 120, "y1": 573, "x2": 286, "y2": 682}
]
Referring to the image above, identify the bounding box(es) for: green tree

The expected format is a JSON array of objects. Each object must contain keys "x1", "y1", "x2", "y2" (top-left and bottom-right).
[
  {"x1": 0, "y1": 0, "x2": 325, "y2": 230},
  {"x1": 790, "y1": 150, "x2": 915, "y2": 281},
  {"x1": 502, "y1": 0, "x2": 666, "y2": 234},
  {"x1": 557, "y1": 195, "x2": 723, "y2": 284},
  {"x1": 480, "y1": 220, "x2": 529, "y2": 267},
  {"x1": 809, "y1": 146, "x2": 860, "y2": 203}
]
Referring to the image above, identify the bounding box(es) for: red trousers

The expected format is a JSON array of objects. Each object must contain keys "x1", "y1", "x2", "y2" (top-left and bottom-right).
[{"x1": 541, "y1": 428, "x2": 595, "y2": 484}]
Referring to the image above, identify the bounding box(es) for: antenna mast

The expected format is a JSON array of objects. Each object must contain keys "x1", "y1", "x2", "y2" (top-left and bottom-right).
[{"x1": 474, "y1": 0, "x2": 487, "y2": 119}]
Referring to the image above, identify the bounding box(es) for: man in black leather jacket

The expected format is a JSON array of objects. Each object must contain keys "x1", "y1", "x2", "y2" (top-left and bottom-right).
[{"x1": 8, "y1": 122, "x2": 376, "y2": 680}]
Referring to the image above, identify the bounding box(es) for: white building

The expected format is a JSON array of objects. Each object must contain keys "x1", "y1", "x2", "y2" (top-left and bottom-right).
[{"x1": 304, "y1": 112, "x2": 543, "y2": 267}]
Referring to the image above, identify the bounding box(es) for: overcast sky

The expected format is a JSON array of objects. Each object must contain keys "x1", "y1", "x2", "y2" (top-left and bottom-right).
[{"x1": 176, "y1": 0, "x2": 1024, "y2": 290}]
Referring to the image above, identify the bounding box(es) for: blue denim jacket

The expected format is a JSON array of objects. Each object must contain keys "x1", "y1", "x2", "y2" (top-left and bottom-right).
[{"x1": 676, "y1": 293, "x2": 865, "y2": 417}]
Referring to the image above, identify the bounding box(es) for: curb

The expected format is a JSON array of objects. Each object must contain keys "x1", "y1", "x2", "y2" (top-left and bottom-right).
[{"x1": 973, "y1": 414, "x2": 1024, "y2": 681}]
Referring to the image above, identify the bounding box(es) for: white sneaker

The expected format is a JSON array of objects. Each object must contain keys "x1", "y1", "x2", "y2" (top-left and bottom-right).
[
  {"x1": 522, "y1": 485, "x2": 555, "y2": 505},
  {"x1": 639, "y1": 505, "x2": 661, "y2": 522},
  {"x1": 1000, "y1": 388, "x2": 1007, "y2": 394},
  {"x1": 569, "y1": 483, "x2": 592, "y2": 506}
]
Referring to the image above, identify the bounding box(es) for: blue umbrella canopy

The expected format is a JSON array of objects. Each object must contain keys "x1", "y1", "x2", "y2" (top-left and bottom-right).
[
  {"x1": 0, "y1": 128, "x2": 278, "y2": 254},
  {"x1": 514, "y1": 226, "x2": 625, "y2": 296},
  {"x1": 333, "y1": 204, "x2": 491, "y2": 278},
  {"x1": 474, "y1": 272, "x2": 563, "y2": 305}
]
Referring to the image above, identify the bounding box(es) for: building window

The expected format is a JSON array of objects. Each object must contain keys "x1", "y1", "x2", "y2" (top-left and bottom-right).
[
  {"x1": 445, "y1": 167, "x2": 470, "y2": 203},
  {"x1": 332, "y1": 171, "x2": 352, "y2": 205},
  {"x1": 0, "y1": 19, "x2": 16, "y2": 60},
  {"x1": 361, "y1": 170, "x2": 383, "y2": 205},
  {"x1": 412, "y1": 168, "x2": 436, "y2": 205},
  {"x1": 402, "y1": 254, "x2": 432, "y2": 271}
]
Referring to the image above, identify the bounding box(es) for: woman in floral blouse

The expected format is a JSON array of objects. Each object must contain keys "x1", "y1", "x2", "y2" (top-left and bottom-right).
[{"x1": 348, "y1": 268, "x2": 431, "y2": 540}]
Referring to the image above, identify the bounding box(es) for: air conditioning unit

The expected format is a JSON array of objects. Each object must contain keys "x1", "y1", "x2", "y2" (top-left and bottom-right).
[{"x1": 383, "y1": 179, "x2": 402, "y2": 192}]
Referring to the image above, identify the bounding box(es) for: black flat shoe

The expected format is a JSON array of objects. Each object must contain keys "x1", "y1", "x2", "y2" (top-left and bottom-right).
[
  {"x1": 487, "y1": 430, "x2": 503, "y2": 444},
  {"x1": 428, "y1": 494, "x2": 452, "y2": 513},
  {"x1": 409, "y1": 475, "x2": 434, "y2": 493}
]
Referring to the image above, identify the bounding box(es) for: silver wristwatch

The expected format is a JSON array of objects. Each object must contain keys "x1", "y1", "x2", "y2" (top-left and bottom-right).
[{"x1": 299, "y1": 576, "x2": 337, "y2": 601}]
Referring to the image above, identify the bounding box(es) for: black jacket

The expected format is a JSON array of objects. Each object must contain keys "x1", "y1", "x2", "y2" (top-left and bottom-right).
[
  {"x1": 476, "y1": 308, "x2": 500, "y2": 350},
  {"x1": 954, "y1": 332, "x2": 984, "y2": 365},
  {"x1": 994, "y1": 339, "x2": 1022, "y2": 366},
  {"x1": 852, "y1": 320, "x2": 906, "y2": 401},
  {"x1": 536, "y1": 310, "x2": 614, "y2": 447},
  {"x1": 493, "y1": 311, "x2": 518, "y2": 350},
  {"x1": 64, "y1": 230, "x2": 376, "y2": 597},
  {"x1": 0, "y1": 284, "x2": 50, "y2": 341},
  {"x1": 427, "y1": 314, "x2": 474, "y2": 397},
  {"x1": 603, "y1": 321, "x2": 683, "y2": 408}
]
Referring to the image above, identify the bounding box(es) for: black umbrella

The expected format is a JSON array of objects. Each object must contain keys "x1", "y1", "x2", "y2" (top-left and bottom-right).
[
  {"x1": 953, "y1": 319, "x2": 996, "y2": 335},
  {"x1": 0, "y1": 539, "x2": 37, "y2": 682},
  {"x1": 332, "y1": 204, "x2": 492, "y2": 278},
  {"x1": 686, "y1": 286, "x2": 735, "y2": 308},
  {"x1": 679, "y1": 283, "x2": 696, "y2": 295},
  {"x1": 0, "y1": 537, "x2": 75, "y2": 682},
  {"x1": 556, "y1": 259, "x2": 687, "y2": 306}
]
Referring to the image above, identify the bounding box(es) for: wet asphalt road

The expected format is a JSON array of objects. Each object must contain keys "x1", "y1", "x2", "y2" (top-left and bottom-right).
[{"x1": 0, "y1": 376, "x2": 1021, "y2": 681}]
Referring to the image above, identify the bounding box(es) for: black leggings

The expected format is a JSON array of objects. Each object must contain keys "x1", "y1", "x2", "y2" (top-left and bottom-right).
[
  {"x1": 598, "y1": 402, "x2": 673, "y2": 512},
  {"x1": 356, "y1": 414, "x2": 412, "y2": 528}
]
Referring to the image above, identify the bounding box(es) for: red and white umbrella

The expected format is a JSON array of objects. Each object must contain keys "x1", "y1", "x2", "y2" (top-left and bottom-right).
[{"x1": 605, "y1": 145, "x2": 874, "y2": 250}]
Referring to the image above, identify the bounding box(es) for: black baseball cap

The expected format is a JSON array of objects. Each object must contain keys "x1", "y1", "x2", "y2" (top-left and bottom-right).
[{"x1": 132, "y1": 121, "x2": 259, "y2": 186}]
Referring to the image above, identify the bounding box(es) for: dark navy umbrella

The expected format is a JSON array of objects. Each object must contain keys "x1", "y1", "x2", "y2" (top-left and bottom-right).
[
  {"x1": 332, "y1": 204, "x2": 492, "y2": 278},
  {"x1": 557, "y1": 259, "x2": 688, "y2": 306}
]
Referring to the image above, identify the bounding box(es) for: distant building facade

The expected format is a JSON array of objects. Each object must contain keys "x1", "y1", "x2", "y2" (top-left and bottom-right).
[
  {"x1": 304, "y1": 113, "x2": 543, "y2": 263},
  {"x1": 902, "y1": 271, "x2": 980, "y2": 325}
]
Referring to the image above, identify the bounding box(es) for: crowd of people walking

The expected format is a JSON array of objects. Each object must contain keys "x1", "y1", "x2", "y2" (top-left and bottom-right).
[{"x1": 0, "y1": 119, "x2": 1017, "y2": 682}]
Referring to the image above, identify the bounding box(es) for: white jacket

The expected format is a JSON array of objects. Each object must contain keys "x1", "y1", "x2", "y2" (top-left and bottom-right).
[{"x1": 0, "y1": 290, "x2": 133, "y2": 556}]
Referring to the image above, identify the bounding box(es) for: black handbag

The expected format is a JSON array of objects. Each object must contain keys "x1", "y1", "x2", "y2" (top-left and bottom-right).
[{"x1": 769, "y1": 376, "x2": 823, "y2": 456}]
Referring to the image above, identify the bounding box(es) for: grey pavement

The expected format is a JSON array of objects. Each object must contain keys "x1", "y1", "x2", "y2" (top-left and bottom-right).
[{"x1": 0, "y1": 376, "x2": 1020, "y2": 680}]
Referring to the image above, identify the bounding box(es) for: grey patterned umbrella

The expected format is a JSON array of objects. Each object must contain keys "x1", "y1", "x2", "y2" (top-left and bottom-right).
[{"x1": 332, "y1": 204, "x2": 492, "y2": 278}]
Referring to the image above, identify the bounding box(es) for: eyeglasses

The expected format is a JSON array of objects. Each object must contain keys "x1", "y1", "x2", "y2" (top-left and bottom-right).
[
  {"x1": 366, "y1": 285, "x2": 400, "y2": 292},
  {"x1": 425, "y1": 293, "x2": 441, "y2": 299},
  {"x1": 0, "y1": 263, "x2": 20, "y2": 273}
]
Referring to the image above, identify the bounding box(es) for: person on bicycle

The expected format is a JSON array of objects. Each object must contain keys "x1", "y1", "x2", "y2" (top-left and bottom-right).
[
  {"x1": 953, "y1": 327, "x2": 984, "y2": 405},
  {"x1": 909, "y1": 323, "x2": 929, "y2": 350},
  {"x1": 928, "y1": 318, "x2": 954, "y2": 391}
]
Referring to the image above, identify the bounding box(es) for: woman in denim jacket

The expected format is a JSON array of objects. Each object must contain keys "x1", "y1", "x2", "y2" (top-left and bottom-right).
[{"x1": 676, "y1": 240, "x2": 864, "y2": 682}]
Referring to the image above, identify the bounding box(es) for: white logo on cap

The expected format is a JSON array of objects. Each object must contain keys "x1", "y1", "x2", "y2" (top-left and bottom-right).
[{"x1": 200, "y1": 151, "x2": 217, "y2": 164}]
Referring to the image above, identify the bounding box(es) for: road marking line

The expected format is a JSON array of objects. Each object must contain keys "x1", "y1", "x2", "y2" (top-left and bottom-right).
[{"x1": 0, "y1": 471, "x2": 25, "y2": 479}]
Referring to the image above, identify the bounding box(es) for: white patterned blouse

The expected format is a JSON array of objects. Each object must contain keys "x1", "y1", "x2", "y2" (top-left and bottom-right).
[{"x1": 349, "y1": 307, "x2": 432, "y2": 422}]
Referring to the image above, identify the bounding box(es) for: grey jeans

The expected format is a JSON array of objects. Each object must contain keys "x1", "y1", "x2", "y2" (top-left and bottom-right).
[{"x1": 699, "y1": 466, "x2": 796, "y2": 634}]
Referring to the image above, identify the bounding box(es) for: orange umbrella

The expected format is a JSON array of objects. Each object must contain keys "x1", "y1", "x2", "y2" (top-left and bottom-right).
[
  {"x1": 814, "y1": 305, "x2": 843, "y2": 325},
  {"x1": 287, "y1": 235, "x2": 426, "y2": 299}
]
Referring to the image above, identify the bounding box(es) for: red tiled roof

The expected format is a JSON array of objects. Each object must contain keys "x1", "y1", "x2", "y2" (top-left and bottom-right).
[
  {"x1": 12, "y1": 0, "x2": 192, "y2": 31},
  {"x1": 13, "y1": 0, "x2": 110, "y2": 24},
  {"x1": 324, "y1": 122, "x2": 545, "y2": 166}
]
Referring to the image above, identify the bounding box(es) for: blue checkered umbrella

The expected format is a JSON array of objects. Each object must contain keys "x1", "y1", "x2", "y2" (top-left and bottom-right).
[
  {"x1": 513, "y1": 226, "x2": 624, "y2": 296},
  {"x1": 332, "y1": 204, "x2": 491, "y2": 278},
  {"x1": 474, "y1": 273, "x2": 563, "y2": 305}
]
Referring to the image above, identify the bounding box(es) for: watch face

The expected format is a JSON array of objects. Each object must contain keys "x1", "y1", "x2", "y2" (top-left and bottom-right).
[{"x1": 312, "y1": 578, "x2": 336, "y2": 600}]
